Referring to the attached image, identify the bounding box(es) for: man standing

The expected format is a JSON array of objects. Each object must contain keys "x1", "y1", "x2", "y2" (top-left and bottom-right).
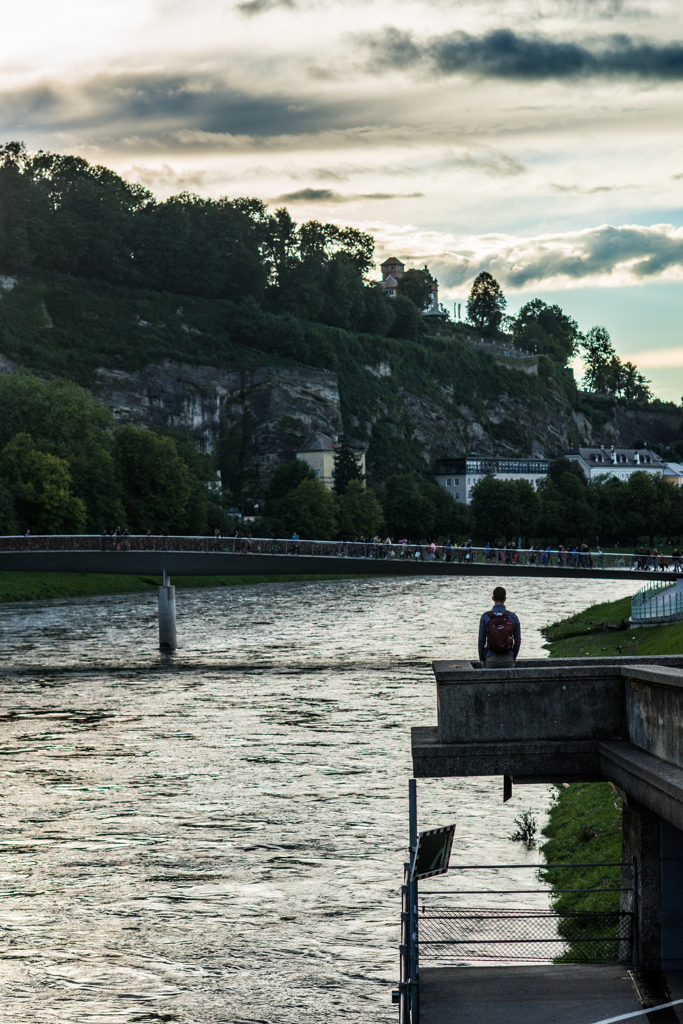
[{"x1": 478, "y1": 586, "x2": 521, "y2": 668}]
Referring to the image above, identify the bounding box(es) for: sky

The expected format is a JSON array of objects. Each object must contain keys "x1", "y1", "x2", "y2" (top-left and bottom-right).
[{"x1": 3, "y1": 0, "x2": 683, "y2": 399}]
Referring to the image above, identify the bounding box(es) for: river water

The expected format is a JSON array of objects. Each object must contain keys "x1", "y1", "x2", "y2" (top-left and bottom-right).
[{"x1": 0, "y1": 574, "x2": 636, "y2": 1023}]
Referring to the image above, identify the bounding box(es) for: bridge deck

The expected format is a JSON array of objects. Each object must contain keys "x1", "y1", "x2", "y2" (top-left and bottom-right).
[{"x1": 0, "y1": 550, "x2": 669, "y2": 580}]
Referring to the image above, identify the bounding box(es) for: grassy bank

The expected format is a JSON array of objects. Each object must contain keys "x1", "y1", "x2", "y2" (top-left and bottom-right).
[
  {"x1": 539, "y1": 588, "x2": 683, "y2": 960},
  {"x1": 0, "y1": 571, "x2": 363, "y2": 604},
  {"x1": 543, "y1": 592, "x2": 683, "y2": 658}
]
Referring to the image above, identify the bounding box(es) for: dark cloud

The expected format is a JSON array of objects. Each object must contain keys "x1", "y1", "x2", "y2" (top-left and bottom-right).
[
  {"x1": 437, "y1": 224, "x2": 683, "y2": 289},
  {"x1": 273, "y1": 187, "x2": 424, "y2": 202},
  {"x1": 236, "y1": 0, "x2": 296, "y2": 15},
  {"x1": 0, "y1": 69, "x2": 368, "y2": 149},
  {"x1": 359, "y1": 26, "x2": 683, "y2": 81}
]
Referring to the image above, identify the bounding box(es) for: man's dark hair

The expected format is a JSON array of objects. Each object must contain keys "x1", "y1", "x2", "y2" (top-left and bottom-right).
[{"x1": 492, "y1": 586, "x2": 506, "y2": 603}]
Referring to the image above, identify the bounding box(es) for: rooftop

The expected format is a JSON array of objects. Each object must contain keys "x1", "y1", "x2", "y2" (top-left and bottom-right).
[
  {"x1": 567, "y1": 447, "x2": 665, "y2": 466},
  {"x1": 297, "y1": 430, "x2": 339, "y2": 452}
]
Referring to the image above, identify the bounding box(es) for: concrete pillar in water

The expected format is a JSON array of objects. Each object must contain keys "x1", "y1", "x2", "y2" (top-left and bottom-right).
[{"x1": 158, "y1": 570, "x2": 177, "y2": 650}]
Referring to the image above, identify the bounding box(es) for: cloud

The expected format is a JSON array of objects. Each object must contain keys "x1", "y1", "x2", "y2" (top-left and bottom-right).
[
  {"x1": 236, "y1": 0, "x2": 296, "y2": 13},
  {"x1": 273, "y1": 187, "x2": 424, "y2": 202},
  {"x1": 0, "y1": 69, "x2": 369, "y2": 147},
  {"x1": 550, "y1": 182, "x2": 638, "y2": 193},
  {"x1": 370, "y1": 222, "x2": 683, "y2": 291},
  {"x1": 358, "y1": 26, "x2": 683, "y2": 81}
]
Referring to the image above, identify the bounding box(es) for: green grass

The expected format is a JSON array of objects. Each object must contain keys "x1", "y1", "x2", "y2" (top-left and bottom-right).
[
  {"x1": 0, "y1": 571, "x2": 364, "y2": 603},
  {"x1": 543, "y1": 590, "x2": 683, "y2": 658}
]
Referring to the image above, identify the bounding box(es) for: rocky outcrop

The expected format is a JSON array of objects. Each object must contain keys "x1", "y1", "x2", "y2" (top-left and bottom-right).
[{"x1": 94, "y1": 361, "x2": 342, "y2": 489}]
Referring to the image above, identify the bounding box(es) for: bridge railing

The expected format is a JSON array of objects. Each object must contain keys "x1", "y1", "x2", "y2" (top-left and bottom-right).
[
  {"x1": 0, "y1": 535, "x2": 679, "y2": 573},
  {"x1": 631, "y1": 579, "x2": 683, "y2": 624}
]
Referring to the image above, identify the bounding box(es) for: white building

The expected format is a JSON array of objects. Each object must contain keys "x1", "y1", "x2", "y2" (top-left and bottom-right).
[
  {"x1": 435, "y1": 456, "x2": 550, "y2": 505},
  {"x1": 565, "y1": 447, "x2": 667, "y2": 482}
]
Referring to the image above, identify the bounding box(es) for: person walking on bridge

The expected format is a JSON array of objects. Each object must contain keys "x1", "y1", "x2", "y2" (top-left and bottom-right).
[{"x1": 478, "y1": 586, "x2": 521, "y2": 669}]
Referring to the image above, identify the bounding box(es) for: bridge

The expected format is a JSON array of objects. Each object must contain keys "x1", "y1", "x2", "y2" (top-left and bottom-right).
[{"x1": 0, "y1": 534, "x2": 669, "y2": 648}]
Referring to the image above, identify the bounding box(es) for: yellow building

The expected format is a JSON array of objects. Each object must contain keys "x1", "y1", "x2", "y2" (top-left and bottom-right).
[{"x1": 296, "y1": 431, "x2": 366, "y2": 490}]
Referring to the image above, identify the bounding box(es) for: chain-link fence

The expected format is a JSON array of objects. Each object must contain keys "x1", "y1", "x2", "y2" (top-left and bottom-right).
[{"x1": 418, "y1": 905, "x2": 633, "y2": 965}]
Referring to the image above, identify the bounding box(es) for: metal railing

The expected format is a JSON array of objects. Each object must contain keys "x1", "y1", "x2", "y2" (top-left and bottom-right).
[
  {"x1": 631, "y1": 579, "x2": 683, "y2": 624},
  {"x1": 0, "y1": 535, "x2": 679, "y2": 573},
  {"x1": 416, "y1": 862, "x2": 635, "y2": 966}
]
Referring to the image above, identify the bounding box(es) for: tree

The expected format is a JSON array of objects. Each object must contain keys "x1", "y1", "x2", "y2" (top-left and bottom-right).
[
  {"x1": 387, "y1": 294, "x2": 421, "y2": 340},
  {"x1": 420, "y1": 481, "x2": 472, "y2": 539},
  {"x1": 0, "y1": 369, "x2": 122, "y2": 530},
  {"x1": 619, "y1": 361, "x2": 653, "y2": 405},
  {"x1": 467, "y1": 272, "x2": 506, "y2": 335},
  {"x1": 113, "y1": 425, "x2": 193, "y2": 533},
  {"x1": 335, "y1": 479, "x2": 385, "y2": 538},
  {"x1": 0, "y1": 433, "x2": 87, "y2": 533},
  {"x1": 272, "y1": 478, "x2": 337, "y2": 538},
  {"x1": 470, "y1": 476, "x2": 540, "y2": 544},
  {"x1": 548, "y1": 457, "x2": 587, "y2": 488},
  {"x1": 383, "y1": 474, "x2": 434, "y2": 540},
  {"x1": 581, "y1": 326, "x2": 619, "y2": 394},
  {"x1": 333, "y1": 434, "x2": 364, "y2": 494},
  {"x1": 266, "y1": 459, "x2": 315, "y2": 507},
  {"x1": 512, "y1": 299, "x2": 581, "y2": 365},
  {"x1": 397, "y1": 267, "x2": 433, "y2": 311}
]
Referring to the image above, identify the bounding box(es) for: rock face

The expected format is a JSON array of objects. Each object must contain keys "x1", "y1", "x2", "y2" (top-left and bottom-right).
[{"x1": 94, "y1": 361, "x2": 342, "y2": 489}]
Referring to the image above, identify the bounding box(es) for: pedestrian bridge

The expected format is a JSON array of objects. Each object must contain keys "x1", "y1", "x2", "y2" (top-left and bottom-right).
[{"x1": 0, "y1": 534, "x2": 672, "y2": 582}]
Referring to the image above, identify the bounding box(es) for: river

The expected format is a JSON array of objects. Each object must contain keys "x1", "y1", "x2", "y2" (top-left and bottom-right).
[{"x1": 0, "y1": 574, "x2": 635, "y2": 1022}]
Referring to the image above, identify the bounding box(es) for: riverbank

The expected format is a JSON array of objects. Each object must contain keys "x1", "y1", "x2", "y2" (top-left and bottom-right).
[
  {"x1": 540, "y1": 588, "x2": 683, "y2": 957},
  {"x1": 0, "y1": 571, "x2": 366, "y2": 604},
  {"x1": 543, "y1": 591, "x2": 683, "y2": 658}
]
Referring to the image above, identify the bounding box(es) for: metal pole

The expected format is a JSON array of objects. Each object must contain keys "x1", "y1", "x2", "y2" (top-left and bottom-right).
[
  {"x1": 400, "y1": 870, "x2": 410, "y2": 1024},
  {"x1": 632, "y1": 856, "x2": 639, "y2": 968},
  {"x1": 409, "y1": 779, "x2": 419, "y2": 1024}
]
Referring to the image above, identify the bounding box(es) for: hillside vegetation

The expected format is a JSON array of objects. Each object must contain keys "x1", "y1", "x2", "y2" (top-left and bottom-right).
[{"x1": 0, "y1": 141, "x2": 681, "y2": 539}]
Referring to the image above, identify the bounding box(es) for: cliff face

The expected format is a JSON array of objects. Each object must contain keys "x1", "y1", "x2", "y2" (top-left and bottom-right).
[{"x1": 94, "y1": 361, "x2": 342, "y2": 490}]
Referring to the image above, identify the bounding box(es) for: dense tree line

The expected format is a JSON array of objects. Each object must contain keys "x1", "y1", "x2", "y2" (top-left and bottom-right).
[
  {"x1": 0, "y1": 142, "x2": 424, "y2": 340},
  {"x1": 469, "y1": 458, "x2": 683, "y2": 548},
  {"x1": 1, "y1": 140, "x2": 652, "y2": 383},
  {"x1": 0, "y1": 371, "x2": 229, "y2": 535}
]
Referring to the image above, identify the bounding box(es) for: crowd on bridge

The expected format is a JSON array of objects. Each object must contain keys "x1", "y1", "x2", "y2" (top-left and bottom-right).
[{"x1": 7, "y1": 529, "x2": 683, "y2": 572}]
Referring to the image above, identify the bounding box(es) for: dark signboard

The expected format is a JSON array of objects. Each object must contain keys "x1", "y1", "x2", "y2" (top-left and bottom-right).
[{"x1": 411, "y1": 824, "x2": 455, "y2": 881}]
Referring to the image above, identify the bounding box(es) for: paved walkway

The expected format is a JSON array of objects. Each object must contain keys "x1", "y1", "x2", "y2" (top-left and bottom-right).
[{"x1": 420, "y1": 966, "x2": 683, "y2": 1024}]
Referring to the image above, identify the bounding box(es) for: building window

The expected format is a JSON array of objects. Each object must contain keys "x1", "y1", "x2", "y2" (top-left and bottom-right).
[{"x1": 446, "y1": 478, "x2": 451, "y2": 486}]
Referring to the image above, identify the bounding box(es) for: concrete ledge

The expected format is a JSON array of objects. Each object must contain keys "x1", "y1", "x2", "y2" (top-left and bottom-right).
[
  {"x1": 411, "y1": 726, "x2": 602, "y2": 779},
  {"x1": 600, "y1": 741, "x2": 683, "y2": 832},
  {"x1": 433, "y1": 660, "x2": 627, "y2": 745}
]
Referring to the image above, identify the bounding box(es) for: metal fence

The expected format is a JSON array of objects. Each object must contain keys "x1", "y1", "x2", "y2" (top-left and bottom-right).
[
  {"x1": 418, "y1": 906, "x2": 633, "y2": 965},
  {"x1": 631, "y1": 579, "x2": 683, "y2": 624},
  {"x1": 396, "y1": 861, "x2": 635, "y2": 1022},
  {"x1": 0, "y1": 534, "x2": 676, "y2": 572},
  {"x1": 415, "y1": 862, "x2": 635, "y2": 967}
]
